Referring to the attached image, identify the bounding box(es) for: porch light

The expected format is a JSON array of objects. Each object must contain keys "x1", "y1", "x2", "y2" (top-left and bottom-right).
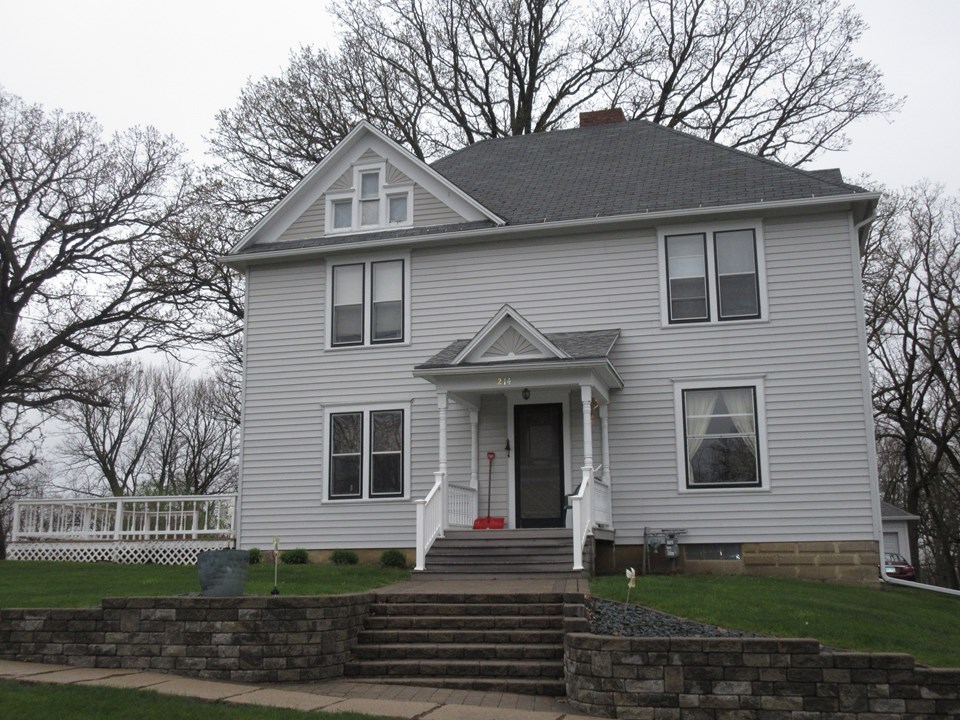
[{"x1": 522, "y1": 388, "x2": 530, "y2": 400}]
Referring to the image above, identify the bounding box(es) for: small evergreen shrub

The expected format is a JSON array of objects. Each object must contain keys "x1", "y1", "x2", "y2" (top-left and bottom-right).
[
  {"x1": 380, "y1": 550, "x2": 407, "y2": 568},
  {"x1": 248, "y1": 548, "x2": 262, "y2": 564},
  {"x1": 331, "y1": 549, "x2": 359, "y2": 565},
  {"x1": 280, "y1": 548, "x2": 309, "y2": 564}
]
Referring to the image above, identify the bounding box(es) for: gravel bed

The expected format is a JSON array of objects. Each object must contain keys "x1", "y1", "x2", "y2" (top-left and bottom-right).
[{"x1": 588, "y1": 597, "x2": 761, "y2": 638}]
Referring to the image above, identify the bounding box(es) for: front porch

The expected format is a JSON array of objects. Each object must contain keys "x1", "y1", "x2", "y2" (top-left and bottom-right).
[{"x1": 411, "y1": 305, "x2": 623, "y2": 574}]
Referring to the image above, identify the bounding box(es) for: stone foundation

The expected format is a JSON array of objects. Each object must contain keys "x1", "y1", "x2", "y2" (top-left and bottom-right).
[
  {"x1": 742, "y1": 540, "x2": 880, "y2": 584},
  {"x1": 610, "y1": 541, "x2": 881, "y2": 584},
  {"x1": 0, "y1": 594, "x2": 373, "y2": 683}
]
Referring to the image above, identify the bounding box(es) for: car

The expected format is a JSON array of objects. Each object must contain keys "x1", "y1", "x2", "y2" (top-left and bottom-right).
[{"x1": 883, "y1": 552, "x2": 916, "y2": 581}]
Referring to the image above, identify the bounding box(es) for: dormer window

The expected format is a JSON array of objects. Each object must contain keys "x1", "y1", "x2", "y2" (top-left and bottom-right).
[{"x1": 326, "y1": 163, "x2": 413, "y2": 234}]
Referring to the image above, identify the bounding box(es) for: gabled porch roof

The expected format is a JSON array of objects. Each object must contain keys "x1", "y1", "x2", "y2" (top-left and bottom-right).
[{"x1": 412, "y1": 305, "x2": 623, "y2": 405}]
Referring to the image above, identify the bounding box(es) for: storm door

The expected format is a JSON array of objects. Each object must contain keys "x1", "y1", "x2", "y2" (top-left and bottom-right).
[{"x1": 514, "y1": 403, "x2": 564, "y2": 528}]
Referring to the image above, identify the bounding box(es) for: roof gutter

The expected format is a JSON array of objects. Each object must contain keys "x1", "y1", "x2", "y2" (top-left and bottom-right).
[{"x1": 221, "y1": 192, "x2": 880, "y2": 267}]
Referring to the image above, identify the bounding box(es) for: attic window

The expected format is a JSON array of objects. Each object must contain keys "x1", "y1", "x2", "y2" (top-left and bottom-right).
[{"x1": 326, "y1": 162, "x2": 413, "y2": 234}]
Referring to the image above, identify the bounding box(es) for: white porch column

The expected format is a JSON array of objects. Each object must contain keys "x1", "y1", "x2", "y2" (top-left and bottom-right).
[
  {"x1": 600, "y1": 403, "x2": 611, "y2": 484},
  {"x1": 438, "y1": 391, "x2": 449, "y2": 531},
  {"x1": 469, "y1": 410, "x2": 479, "y2": 490},
  {"x1": 580, "y1": 385, "x2": 594, "y2": 471}
]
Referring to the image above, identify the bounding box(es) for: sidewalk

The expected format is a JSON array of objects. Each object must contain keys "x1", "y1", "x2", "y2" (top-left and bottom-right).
[{"x1": 0, "y1": 659, "x2": 598, "y2": 719}]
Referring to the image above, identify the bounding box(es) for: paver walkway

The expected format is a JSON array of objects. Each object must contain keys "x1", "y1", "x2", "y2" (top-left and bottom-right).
[{"x1": 0, "y1": 659, "x2": 599, "y2": 719}]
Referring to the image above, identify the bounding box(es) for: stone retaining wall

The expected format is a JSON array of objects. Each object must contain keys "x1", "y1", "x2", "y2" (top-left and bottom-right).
[
  {"x1": 565, "y1": 634, "x2": 960, "y2": 719},
  {"x1": 0, "y1": 594, "x2": 373, "y2": 683}
]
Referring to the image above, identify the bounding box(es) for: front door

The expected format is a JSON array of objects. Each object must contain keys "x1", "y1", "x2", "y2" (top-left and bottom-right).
[{"x1": 514, "y1": 403, "x2": 564, "y2": 528}]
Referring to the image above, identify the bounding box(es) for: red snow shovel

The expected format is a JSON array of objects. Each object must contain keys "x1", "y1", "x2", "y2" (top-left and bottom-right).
[{"x1": 473, "y1": 451, "x2": 505, "y2": 529}]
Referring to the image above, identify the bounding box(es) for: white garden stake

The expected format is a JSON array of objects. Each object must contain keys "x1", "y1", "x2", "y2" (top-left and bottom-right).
[{"x1": 624, "y1": 567, "x2": 637, "y2": 621}]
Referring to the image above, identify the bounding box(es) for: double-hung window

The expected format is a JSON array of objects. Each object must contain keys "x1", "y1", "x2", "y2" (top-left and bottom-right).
[
  {"x1": 328, "y1": 407, "x2": 406, "y2": 500},
  {"x1": 675, "y1": 380, "x2": 766, "y2": 491},
  {"x1": 663, "y1": 225, "x2": 763, "y2": 324},
  {"x1": 330, "y1": 257, "x2": 407, "y2": 347},
  {"x1": 326, "y1": 162, "x2": 413, "y2": 234}
]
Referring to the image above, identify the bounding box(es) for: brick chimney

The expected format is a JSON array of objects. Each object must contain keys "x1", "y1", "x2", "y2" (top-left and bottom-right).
[{"x1": 579, "y1": 108, "x2": 626, "y2": 128}]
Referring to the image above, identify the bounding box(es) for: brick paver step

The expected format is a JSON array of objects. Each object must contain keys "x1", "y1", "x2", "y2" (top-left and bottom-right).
[
  {"x1": 357, "y1": 676, "x2": 568, "y2": 696},
  {"x1": 344, "y1": 658, "x2": 563, "y2": 679},
  {"x1": 362, "y1": 614, "x2": 564, "y2": 630},
  {"x1": 369, "y1": 602, "x2": 564, "y2": 616},
  {"x1": 356, "y1": 628, "x2": 565, "y2": 644},
  {"x1": 353, "y1": 642, "x2": 563, "y2": 661}
]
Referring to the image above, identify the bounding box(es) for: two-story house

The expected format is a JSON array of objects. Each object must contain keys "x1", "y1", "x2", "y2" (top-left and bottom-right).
[{"x1": 224, "y1": 110, "x2": 883, "y2": 583}]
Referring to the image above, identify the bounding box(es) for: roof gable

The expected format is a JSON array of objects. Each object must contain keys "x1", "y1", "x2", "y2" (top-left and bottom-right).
[
  {"x1": 454, "y1": 305, "x2": 568, "y2": 365},
  {"x1": 230, "y1": 122, "x2": 503, "y2": 254}
]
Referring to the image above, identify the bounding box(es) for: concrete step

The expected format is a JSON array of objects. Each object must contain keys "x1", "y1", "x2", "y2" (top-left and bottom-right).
[
  {"x1": 411, "y1": 570, "x2": 584, "y2": 581},
  {"x1": 344, "y1": 658, "x2": 564, "y2": 680},
  {"x1": 352, "y1": 642, "x2": 563, "y2": 660},
  {"x1": 442, "y1": 529, "x2": 572, "y2": 540},
  {"x1": 354, "y1": 676, "x2": 567, "y2": 696}
]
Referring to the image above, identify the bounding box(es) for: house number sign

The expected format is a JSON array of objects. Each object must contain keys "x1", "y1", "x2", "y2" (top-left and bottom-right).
[{"x1": 497, "y1": 377, "x2": 512, "y2": 386}]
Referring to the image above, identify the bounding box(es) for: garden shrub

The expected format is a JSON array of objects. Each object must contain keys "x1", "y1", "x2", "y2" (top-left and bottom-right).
[
  {"x1": 280, "y1": 548, "x2": 310, "y2": 564},
  {"x1": 331, "y1": 549, "x2": 359, "y2": 565},
  {"x1": 380, "y1": 549, "x2": 407, "y2": 568},
  {"x1": 248, "y1": 548, "x2": 262, "y2": 565}
]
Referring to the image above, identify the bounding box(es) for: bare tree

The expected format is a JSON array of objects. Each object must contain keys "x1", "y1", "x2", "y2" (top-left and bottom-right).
[
  {"x1": 0, "y1": 86, "x2": 227, "y2": 505},
  {"x1": 58, "y1": 360, "x2": 239, "y2": 499},
  {"x1": 58, "y1": 361, "x2": 158, "y2": 497},
  {"x1": 864, "y1": 183, "x2": 960, "y2": 588},
  {"x1": 612, "y1": 0, "x2": 900, "y2": 165},
  {"x1": 209, "y1": 0, "x2": 898, "y2": 220},
  {"x1": 0, "y1": 403, "x2": 45, "y2": 558}
]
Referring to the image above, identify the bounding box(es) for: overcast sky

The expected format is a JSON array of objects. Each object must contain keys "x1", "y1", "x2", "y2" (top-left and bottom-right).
[{"x1": 1, "y1": 0, "x2": 957, "y2": 192}]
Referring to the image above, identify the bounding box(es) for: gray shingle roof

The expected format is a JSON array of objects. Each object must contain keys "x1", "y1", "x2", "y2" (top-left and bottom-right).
[
  {"x1": 417, "y1": 329, "x2": 620, "y2": 369},
  {"x1": 431, "y1": 120, "x2": 868, "y2": 225},
  {"x1": 881, "y1": 501, "x2": 919, "y2": 520}
]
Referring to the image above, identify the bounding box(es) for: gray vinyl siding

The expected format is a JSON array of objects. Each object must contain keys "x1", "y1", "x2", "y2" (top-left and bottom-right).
[
  {"x1": 413, "y1": 186, "x2": 466, "y2": 226},
  {"x1": 239, "y1": 211, "x2": 875, "y2": 549}
]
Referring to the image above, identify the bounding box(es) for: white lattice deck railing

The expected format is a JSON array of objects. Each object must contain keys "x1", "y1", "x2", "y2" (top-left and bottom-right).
[{"x1": 8, "y1": 495, "x2": 237, "y2": 565}]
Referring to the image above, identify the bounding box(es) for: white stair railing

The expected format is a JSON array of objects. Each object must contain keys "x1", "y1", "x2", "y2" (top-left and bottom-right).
[
  {"x1": 447, "y1": 483, "x2": 477, "y2": 528},
  {"x1": 571, "y1": 466, "x2": 593, "y2": 571},
  {"x1": 593, "y1": 477, "x2": 611, "y2": 528},
  {"x1": 414, "y1": 472, "x2": 445, "y2": 571}
]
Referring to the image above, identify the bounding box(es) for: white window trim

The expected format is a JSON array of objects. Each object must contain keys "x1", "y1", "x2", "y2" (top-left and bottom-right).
[
  {"x1": 325, "y1": 250, "x2": 412, "y2": 349},
  {"x1": 322, "y1": 401, "x2": 412, "y2": 503},
  {"x1": 672, "y1": 377, "x2": 770, "y2": 494},
  {"x1": 657, "y1": 219, "x2": 768, "y2": 327},
  {"x1": 324, "y1": 161, "x2": 414, "y2": 235}
]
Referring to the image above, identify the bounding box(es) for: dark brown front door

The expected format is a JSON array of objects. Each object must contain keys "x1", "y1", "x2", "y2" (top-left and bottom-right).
[{"x1": 514, "y1": 403, "x2": 564, "y2": 528}]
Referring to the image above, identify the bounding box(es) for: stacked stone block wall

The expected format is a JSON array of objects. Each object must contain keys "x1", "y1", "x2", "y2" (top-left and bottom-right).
[
  {"x1": 565, "y1": 634, "x2": 960, "y2": 719},
  {"x1": 0, "y1": 594, "x2": 373, "y2": 683}
]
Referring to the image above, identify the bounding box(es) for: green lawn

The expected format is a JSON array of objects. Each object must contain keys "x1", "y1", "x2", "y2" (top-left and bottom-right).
[
  {"x1": 591, "y1": 574, "x2": 960, "y2": 668},
  {"x1": 0, "y1": 561, "x2": 409, "y2": 608},
  {"x1": 0, "y1": 680, "x2": 390, "y2": 720}
]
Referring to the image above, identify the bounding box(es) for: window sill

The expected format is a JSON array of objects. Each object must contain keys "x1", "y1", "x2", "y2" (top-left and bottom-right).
[
  {"x1": 325, "y1": 341, "x2": 411, "y2": 352},
  {"x1": 661, "y1": 317, "x2": 770, "y2": 330},
  {"x1": 322, "y1": 497, "x2": 410, "y2": 505},
  {"x1": 677, "y1": 485, "x2": 770, "y2": 495}
]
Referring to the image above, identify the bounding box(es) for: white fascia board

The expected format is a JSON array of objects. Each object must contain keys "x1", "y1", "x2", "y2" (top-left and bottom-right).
[
  {"x1": 227, "y1": 122, "x2": 371, "y2": 255},
  {"x1": 221, "y1": 192, "x2": 881, "y2": 266},
  {"x1": 228, "y1": 121, "x2": 503, "y2": 255},
  {"x1": 413, "y1": 358, "x2": 625, "y2": 390}
]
